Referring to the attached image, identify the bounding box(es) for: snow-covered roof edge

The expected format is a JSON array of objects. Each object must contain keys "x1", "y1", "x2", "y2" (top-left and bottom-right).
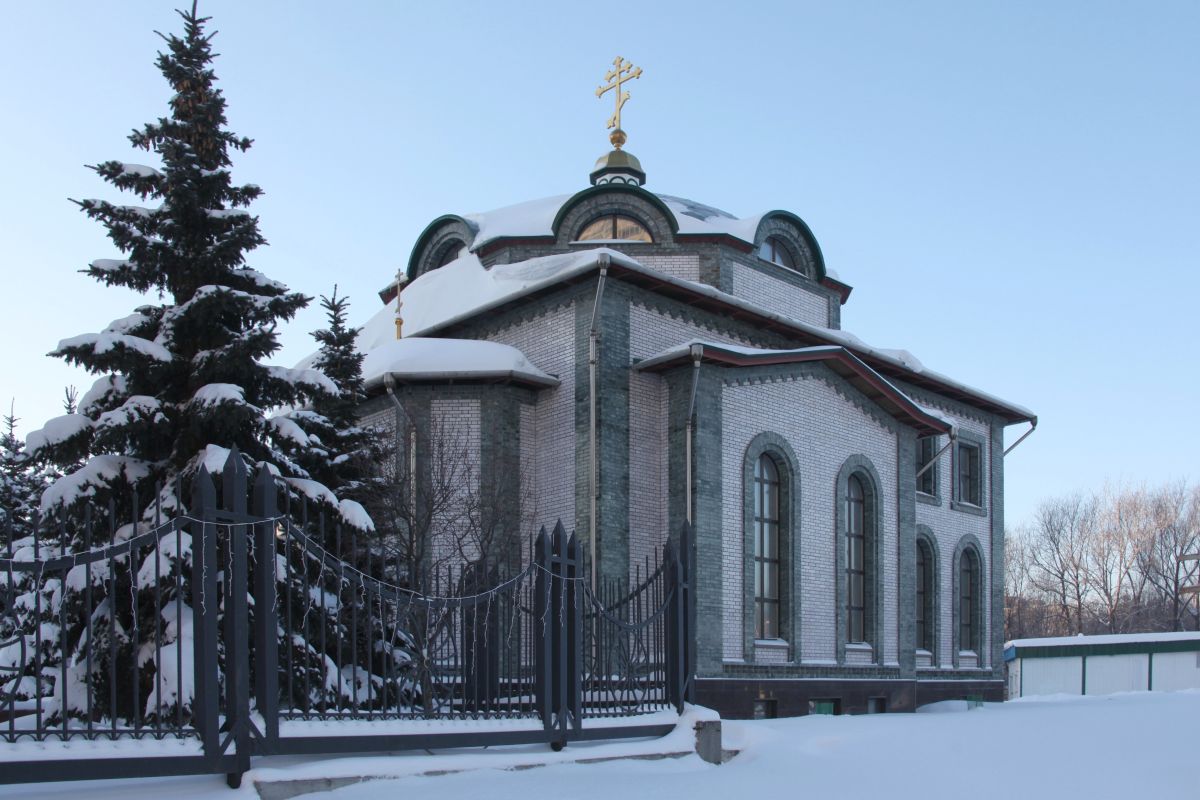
[
  {"x1": 635, "y1": 341, "x2": 955, "y2": 437},
  {"x1": 408, "y1": 250, "x2": 1033, "y2": 424},
  {"x1": 1006, "y1": 631, "x2": 1200, "y2": 650}
]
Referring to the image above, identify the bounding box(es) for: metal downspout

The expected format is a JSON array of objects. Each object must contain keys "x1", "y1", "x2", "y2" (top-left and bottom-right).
[
  {"x1": 588, "y1": 255, "x2": 610, "y2": 591},
  {"x1": 685, "y1": 344, "x2": 704, "y2": 525},
  {"x1": 1003, "y1": 420, "x2": 1037, "y2": 457}
]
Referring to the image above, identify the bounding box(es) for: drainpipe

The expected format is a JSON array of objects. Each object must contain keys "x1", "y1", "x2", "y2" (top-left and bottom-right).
[
  {"x1": 1003, "y1": 420, "x2": 1037, "y2": 457},
  {"x1": 588, "y1": 255, "x2": 610, "y2": 590},
  {"x1": 915, "y1": 432, "x2": 956, "y2": 483},
  {"x1": 685, "y1": 344, "x2": 704, "y2": 525}
]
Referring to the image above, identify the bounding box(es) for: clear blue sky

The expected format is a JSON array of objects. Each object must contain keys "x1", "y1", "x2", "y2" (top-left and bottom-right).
[{"x1": 1, "y1": 1, "x2": 1196, "y2": 529}]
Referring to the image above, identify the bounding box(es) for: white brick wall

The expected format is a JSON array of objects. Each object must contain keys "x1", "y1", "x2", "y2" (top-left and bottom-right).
[
  {"x1": 486, "y1": 304, "x2": 577, "y2": 534},
  {"x1": 635, "y1": 254, "x2": 700, "y2": 283},
  {"x1": 729, "y1": 263, "x2": 829, "y2": 328},
  {"x1": 913, "y1": 400, "x2": 994, "y2": 671},
  {"x1": 430, "y1": 397, "x2": 480, "y2": 564},
  {"x1": 627, "y1": 304, "x2": 754, "y2": 579},
  {"x1": 720, "y1": 375, "x2": 898, "y2": 665}
]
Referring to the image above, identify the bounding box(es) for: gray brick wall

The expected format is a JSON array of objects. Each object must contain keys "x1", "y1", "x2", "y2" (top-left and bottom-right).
[
  {"x1": 900, "y1": 386, "x2": 996, "y2": 673},
  {"x1": 484, "y1": 304, "x2": 577, "y2": 534}
]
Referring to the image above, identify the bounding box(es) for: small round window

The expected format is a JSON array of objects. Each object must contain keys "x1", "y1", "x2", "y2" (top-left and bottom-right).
[
  {"x1": 758, "y1": 236, "x2": 797, "y2": 269},
  {"x1": 577, "y1": 214, "x2": 652, "y2": 243}
]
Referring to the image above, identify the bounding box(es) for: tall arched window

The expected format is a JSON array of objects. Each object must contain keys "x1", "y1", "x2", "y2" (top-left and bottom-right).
[
  {"x1": 960, "y1": 548, "x2": 980, "y2": 653},
  {"x1": 916, "y1": 538, "x2": 934, "y2": 651},
  {"x1": 846, "y1": 475, "x2": 867, "y2": 644},
  {"x1": 753, "y1": 454, "x2": 781, "y2": 639}
]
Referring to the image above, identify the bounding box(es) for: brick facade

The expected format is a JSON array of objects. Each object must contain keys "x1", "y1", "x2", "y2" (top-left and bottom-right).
[{"x1": 360, "y1": 180, "x2": 1027, "y2": 717}]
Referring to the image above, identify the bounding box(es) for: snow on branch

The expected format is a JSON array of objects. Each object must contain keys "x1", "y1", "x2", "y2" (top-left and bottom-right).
[
  {"x1": 118, "y1": 163, "x2": 162, "y2": 178},
  {"x1": 267, "y1": 414, "x2": 312, "y2": 447},
  {"x1": 55, "y1": 331, "x2": 173, "y2": 363},
  {"x1": 25, "y1": 414, "x2": 94, "y2": 457},
  {"x1": 190, "y1": 383, "x2": 255, "y2": 409},
  {"x1": 339, "y1": 498, "x2": 374, "y2": 532},
  {"x1": 284, "y1": 477, "x2": 338, "y2": 508},
  {"x1": 231, "y1": 267, "x2": 286, "y2": 291},
  {"x1": 40, "y1": 454, "x2": 153, "y2": 513},
  {"x1": 94, "y1": 395, "x2": 167, "y2": 432},
  {"x1": 90, "y1": 258, "x2": 135, "y2": 273},
  {"x1": 80, "y1": 375, "x2": 128, "y2": 415},
  {"x1": 265, "y1": 365, "x2": 337, "y2": 395}
]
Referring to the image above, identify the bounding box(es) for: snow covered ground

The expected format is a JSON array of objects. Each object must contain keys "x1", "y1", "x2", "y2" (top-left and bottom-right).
[{"x1": 9, "y1": 691, "x2": 1198, "y2": 799}]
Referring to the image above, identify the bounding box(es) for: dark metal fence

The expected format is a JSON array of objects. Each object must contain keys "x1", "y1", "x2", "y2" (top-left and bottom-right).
[{"x1": 0, "y1": 450, "x2": 693, "y2": 787}]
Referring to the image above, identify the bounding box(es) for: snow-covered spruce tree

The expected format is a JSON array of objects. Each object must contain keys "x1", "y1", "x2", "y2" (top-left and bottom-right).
[
  {"x1": 283, "y1": 288, "x2": 386, "y2": 531},
  {"x1": 17, "y1": 6, "x2": 375, "y2": 723},
  {"x1": 0, "y1": 404, "x2": 52, "y2": 542}
]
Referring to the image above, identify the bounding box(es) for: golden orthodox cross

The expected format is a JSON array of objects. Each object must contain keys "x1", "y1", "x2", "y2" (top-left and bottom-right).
[{"x1": 595, "y1": 56, "x2": 642, "y2": 140}]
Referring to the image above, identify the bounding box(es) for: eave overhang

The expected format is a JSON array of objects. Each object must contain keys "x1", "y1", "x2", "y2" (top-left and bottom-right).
[
  {"x1": 636, "y1": 343, "x2": 953, "y2": 438},
  {"x1": 416, "y1": 258, "x2": 1034, "y2": 426}
]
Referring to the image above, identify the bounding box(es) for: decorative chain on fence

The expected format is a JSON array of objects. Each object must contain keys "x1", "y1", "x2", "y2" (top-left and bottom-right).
[{"x1": 0, "y1": 449, "x2": 693, "y2": 787}]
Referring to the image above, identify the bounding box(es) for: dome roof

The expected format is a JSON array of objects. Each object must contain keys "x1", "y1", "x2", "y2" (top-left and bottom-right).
[
  {"x1": 590, "y1": 147, "x2": 646, "y2": 186},
  {"x1": 593, "y1": 149, "x2": 643, "y2": 173},
  {"x1": 462, "y1": 191, "x2": 764, "y2": 251}
]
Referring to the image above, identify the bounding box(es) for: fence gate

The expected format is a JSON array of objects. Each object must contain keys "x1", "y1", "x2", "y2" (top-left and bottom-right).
[{"x1": 0, "y1": 450, "x2": 694, "y2": 787}]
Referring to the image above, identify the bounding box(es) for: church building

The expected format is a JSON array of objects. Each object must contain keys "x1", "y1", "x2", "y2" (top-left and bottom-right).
[{"x1": 350, "y1": 59, "x2": 1036, "y2": 717}]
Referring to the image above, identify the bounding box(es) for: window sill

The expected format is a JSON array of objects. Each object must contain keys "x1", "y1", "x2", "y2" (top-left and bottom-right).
[
  {"x1": 950, "y1": 500, "x2": 987, "y2": 517},
  {"x1": 755, "y1": 638, "x2": 789, "y2": 648},
  {"x1": 569, "y1": 239, "x2": 652, "y2": 245},
  {"x1": 916, "y1": 491, "x2": 941, "y2": 507},
  {"x1": 845, "y1": 642, "x2": 873, "y2": 652}
]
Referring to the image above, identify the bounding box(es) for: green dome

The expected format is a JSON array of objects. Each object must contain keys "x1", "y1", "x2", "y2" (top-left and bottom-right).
[{"x1": 590, "y1": 148, "x2": 646, "y2": 186}]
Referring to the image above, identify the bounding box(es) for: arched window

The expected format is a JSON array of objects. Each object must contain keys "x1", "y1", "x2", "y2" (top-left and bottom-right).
[
  {"x1": 916, "y1": 538, "x2": 934, "y2": 651},
  {"x1": 960, "y1": 548, "x2": 980, "y2": 653},
  {"x1": 434, "y1": 240, "x2": 466, "y2": 268},
  {"x1": 577, "y1": 214, "x2": 653, "y2": 242},
  {"x1": 753, "y1": 454, "x2": 781, "y2": 639},
  {"x1": 758, "y1": 236, "x2": 796, "y2": 269},
  {"x1": 846, "y1": 475, "x2": 867, "y2": 644}
]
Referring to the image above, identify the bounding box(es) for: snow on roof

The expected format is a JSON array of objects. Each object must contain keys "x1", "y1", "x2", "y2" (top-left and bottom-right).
[
  {"x1": 465, "y1": 194, "x2": 570, "y2": 250},
  {"x1": 397, "y1": 248, "x2": 639, "y2": 338},
  {"x1": 360, "y1": 337, "x2": 557, "y2": 388},
  {"x1": 657, "y1": 194, "x2": 762, "y2": 243},
  {"x1": 1006, "y1": 632, "x2": 1200, "y2": 650},
  {"x1": 360, "y1": 247, "x2": 1030, "y2": 419},
  {"x1": 636, "y1": 340, "x2": 953, "y2": 434},
  {"x1": 462, "y1": 192, "x2": 767, "y2": 253}
]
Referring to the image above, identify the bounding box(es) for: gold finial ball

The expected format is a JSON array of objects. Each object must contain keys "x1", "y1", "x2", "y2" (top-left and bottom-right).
[{"x1": 609, "y1": 128, "x2": 627, "y2": 150}]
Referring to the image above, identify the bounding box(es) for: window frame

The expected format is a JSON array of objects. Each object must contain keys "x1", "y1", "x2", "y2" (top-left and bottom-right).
[
  {"x1": 959, "y1": 548, "x2": 979, "y2": 654},
  {"x1": 952, "y1": 433, "x2": 986, "y2": 513},
  {"x1": 835, "y1": 456, "x2": 881, "y2": 664},
  {"x1": 576, "y1": 213, "x2": 653, "y2": 243},
  {"x1": 915, "y1": 537, "x2": 934, "y2": 652},
  {"x1": 753, "y1": 453, "x2": 782, "y2": 640},
  {"x1": 916, "y1": 436, "x2": 939, "y2": 498},
  {"x1": 846, "y1": 474, "x2": 867, "y2": 645},
  {"x1": 757, "y1": 235, "x2": 797, "y2": 270}
]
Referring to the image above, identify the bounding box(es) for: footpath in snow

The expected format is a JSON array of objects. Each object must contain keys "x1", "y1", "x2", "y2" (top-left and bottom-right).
[{"x1": 10, "y1": 691, "x2": 1198, "y2": 800}]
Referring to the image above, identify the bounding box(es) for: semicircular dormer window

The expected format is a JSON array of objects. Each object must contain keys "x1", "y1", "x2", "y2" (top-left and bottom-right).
[
  {"x1": 577, "y1": 214, "x2": 653, "y2": 243},
  {"x1": 434, "y1": 240, "x2": 467, "y2": 267},
  {"x1": 758, "y1": 236, "x2": 797, "y2": 270}
]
